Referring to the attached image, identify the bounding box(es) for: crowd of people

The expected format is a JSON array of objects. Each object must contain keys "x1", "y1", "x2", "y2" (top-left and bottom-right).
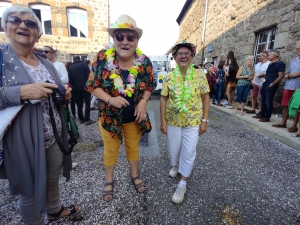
[
  {"x1": 0, "y1": 4, "x2": 300, "y2": 224},
  {"x1": 202, "y1": 44, "x2": 300, "y2": 137}
]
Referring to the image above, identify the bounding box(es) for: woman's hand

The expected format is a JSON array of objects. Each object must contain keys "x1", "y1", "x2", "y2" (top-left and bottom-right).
[
  {"x1": 160, "y1": 120, "x2": 167, "y2": 134},
  {"x1": 198, "y1": 122, "x2": 208, "y2": 135},
  {"x1": 109, "y1": 96, "x2": 130, "y2": 108},
  {"x1": 64, "y1": 85, "x2": 72, "y2": 101},
  {"x1": 134, "y1": 99, "x2": 147, "y2": 123},
  {"x1": 20, "y1": 82, "x2": 58, "y2": 100}
]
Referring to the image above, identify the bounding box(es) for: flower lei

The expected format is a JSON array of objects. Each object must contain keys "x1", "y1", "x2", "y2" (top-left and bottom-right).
[
  {"x1": 105, "y1": 47, "x2": 144, "y2": 97},
  {"x1": 173, "y1": 64, "x2": 195, "y2": 112}
]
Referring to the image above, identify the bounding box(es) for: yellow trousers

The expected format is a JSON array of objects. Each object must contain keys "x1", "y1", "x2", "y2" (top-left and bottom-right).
[{"x1": 99, "y1": 120, "x2": 142, "y2": 166}]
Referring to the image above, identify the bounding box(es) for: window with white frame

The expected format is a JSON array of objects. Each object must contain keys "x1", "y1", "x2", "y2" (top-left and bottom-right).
[
  {"x1": 71, "y1": 54, "x2": 88, "y2": 62},
  {"x1": 67, "y1": 8, "x2": 88, "y2": 38},
  {"x1": 30, "y1": 4, "x2": 52, "y2": 35},
  {"x1": 253, "y1": 27, "x2": 277, "y2": 63},
  {"x1": 0, "y1": 1, "x2": 12, "y2": 32}
]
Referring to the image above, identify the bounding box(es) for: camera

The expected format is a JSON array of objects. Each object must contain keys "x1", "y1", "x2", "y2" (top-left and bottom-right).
[{"x1": 46, "y1": 80, "x2": 66, "y2": 107}]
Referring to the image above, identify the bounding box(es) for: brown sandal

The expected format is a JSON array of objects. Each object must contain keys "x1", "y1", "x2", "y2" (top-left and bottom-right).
[
  {"x1": 131, "y1": 175, "x2": 146, "y2": 193},
  {"x1": 102, "y1": 181, "x2": 114, "y2": 201}
]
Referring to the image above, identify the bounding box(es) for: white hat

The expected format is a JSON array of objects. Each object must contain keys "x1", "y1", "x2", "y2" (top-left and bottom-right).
[{"x1": 107, "y1": 14, "x2": 143, "y2": 38}]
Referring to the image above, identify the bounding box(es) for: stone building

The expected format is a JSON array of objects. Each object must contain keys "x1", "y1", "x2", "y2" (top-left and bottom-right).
[
  {"x1": 0, "y1": 0, "x2": 109, "y2": 62},
  {"x1": 176, "y1": 0, "x2": 300, "y2": 110}
]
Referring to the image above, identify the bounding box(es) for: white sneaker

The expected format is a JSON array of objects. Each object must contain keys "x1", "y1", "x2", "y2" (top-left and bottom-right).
[
  {"x1": 226, "y1": 105, "x2": 233, "y2": 109},
  {"x1": 172, "y1": 184, "x2": 187, "y2": 203},
  {"x1": 72, "y1": 162, "x2": 78, "y2": 169},
  {"x1": 169, "y1": 165, "x2": 178, "y2": 178}
]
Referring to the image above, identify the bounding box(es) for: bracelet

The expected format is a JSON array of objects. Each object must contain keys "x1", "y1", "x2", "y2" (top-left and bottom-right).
[
  {"x1": 141, "y1": 97, "x2": 148, "y2": 102},
  {"x1": 107, "y1": 97, "x2": 112, "y2": 106}
]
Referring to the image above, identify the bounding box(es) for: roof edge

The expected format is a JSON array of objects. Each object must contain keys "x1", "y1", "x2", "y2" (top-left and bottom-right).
[{"x1": 176, "y1": 0, "x2": 194, "y2": 25}]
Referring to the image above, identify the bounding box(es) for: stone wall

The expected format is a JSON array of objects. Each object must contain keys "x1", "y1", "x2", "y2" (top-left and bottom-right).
[
  {"x1": 178, "y1": 0, "x2": 300, "y2": 111},
  {"x1": 0, "y1": 0, "x2": 109, "y2": 62}
]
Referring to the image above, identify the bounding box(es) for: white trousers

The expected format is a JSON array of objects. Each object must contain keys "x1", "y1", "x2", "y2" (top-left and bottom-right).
[{"x1": 167, "y1": 125, "x2": 199, "y2": 177}]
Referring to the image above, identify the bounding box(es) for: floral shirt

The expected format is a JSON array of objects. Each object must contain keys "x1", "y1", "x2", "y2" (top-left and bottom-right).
[
  {"x1": 86, "y1": 49, "x2": 154, "y2": 140},
  {"x1": 161, "y1": 69, "x2": 209, "y2": 127},
  {"x1": 237, "y1": 65, "x2": 253, "y2": 86}
]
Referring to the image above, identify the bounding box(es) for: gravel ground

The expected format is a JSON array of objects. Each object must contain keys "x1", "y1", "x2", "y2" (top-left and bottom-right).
[{"x1": 1, "y1": 93, "x2": 300, "y2": 225}]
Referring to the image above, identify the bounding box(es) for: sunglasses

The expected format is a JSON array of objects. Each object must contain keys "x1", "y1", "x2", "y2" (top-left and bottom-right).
[
  {"x1": 176, "y1": 52, "x2": 192, "y2": 57},
  {"x1": 6, "y1": 16, "x2": 38, "y2": 29},
  {"x1": 114, "y1": 33, "x2": 138, "y2": 42},
  {"x1": 42, "y1": 50, "x2": 53, "y2": 54}
]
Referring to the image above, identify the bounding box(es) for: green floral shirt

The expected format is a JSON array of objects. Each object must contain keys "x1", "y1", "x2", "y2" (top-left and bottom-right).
[
  {"x1": 161, "y1": 69, "x2": 209, "y2": 127},
  {"x1": 86, "y1": 49, "x2": 154, "y2": 140}
]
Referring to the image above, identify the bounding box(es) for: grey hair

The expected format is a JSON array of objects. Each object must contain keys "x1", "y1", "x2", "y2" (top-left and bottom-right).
[
  {"x1": 244, "y1": 55, "x2": 254, "y2": 63},
  {"x1": 1, "y1": 6, "x2": 42, "y2": 36},
  {"x1": 268, "y1": 49, "x2": 280, "y2": 57},
  {"x1": 260, "y1": 51, "x2": 268, "y2": 57}
]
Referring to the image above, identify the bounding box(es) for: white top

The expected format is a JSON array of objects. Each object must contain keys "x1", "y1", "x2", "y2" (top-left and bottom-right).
[
  {"x1": 53, "y1": 61, "x2": 69, "y2": 84},
  {"x1": 253, "y1": 61, "x2": 271, "y2": 86}
]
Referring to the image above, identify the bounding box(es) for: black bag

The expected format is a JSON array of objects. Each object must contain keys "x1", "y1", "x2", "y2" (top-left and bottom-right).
[{"x1": 250, "y1": 83, "x2": 254, "y2": 89}]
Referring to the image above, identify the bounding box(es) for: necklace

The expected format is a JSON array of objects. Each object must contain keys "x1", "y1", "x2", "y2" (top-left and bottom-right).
[
  {"x1": 173, "y1": 64, "x2": 194, "y2": 113},
  {"x1": 105, "y1": 47, "x2": 144, "y2": 97}
]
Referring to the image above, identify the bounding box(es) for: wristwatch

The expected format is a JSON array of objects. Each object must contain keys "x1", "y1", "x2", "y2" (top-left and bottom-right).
[{"x1": 201, "y1": 119, "x2": 209, "y2": 123}]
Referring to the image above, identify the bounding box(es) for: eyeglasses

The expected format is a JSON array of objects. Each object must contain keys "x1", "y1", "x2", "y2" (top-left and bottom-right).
[
  {"x1": 42, "y1": 50, "x2": 53, "y2": 54},
  {"x1": 6, "y1": 16, "x2": 38, "y2": 29},
  {"x1": 114, "y1": 33, "x2": 138, "y2": 42},
  {"x1": 176, "y1": 52, "x2": 192, "y2": 57}
]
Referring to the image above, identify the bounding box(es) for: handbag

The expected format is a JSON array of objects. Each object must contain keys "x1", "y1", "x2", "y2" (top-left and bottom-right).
[
  {"x1": 139, "y1": 112, "x2": 152, "y2": 135},
  {"x1": 250, "y1": 83, "x2": 254, "y2": 89}
]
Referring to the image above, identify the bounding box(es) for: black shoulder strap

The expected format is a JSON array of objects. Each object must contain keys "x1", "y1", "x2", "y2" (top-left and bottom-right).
[{"x1": 0, "y1": 49, "x2": 3, "y2": 87}]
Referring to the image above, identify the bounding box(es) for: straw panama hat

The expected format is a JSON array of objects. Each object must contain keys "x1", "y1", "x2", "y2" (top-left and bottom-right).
[{"x1": 107, "y1": 14, "x2": 143, "y2": 38}]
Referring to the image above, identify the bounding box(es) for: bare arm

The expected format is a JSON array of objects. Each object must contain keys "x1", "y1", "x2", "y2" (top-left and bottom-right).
[
  {"x1": 235, "y1": 67, "x2": 243, "y2": 79},
  {"x1": 199, "y1": 93, "x2": 210, "y2": 135},
  {"x1": 160, "y1": 95, "x2": 168, "y2": 134},
  {"x1": 91, "y1": 87, "x2": 129, "y2": 108}
]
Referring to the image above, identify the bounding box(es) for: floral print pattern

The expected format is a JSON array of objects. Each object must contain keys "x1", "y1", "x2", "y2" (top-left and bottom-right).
[
  {"x1": 21, "y1": 60, "x2": 62, "y2": 149},
  {"x1": 86, "y1": 49, "x2": 154, "y2": 140},
  {"x1": 161, "y1": 69, "x2": 209, "y2": 127}
]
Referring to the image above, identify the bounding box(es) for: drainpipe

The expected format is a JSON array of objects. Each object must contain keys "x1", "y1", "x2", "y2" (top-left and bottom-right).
[{"x1": 201, "y1": 0, "x2": 209, "y2": 63}]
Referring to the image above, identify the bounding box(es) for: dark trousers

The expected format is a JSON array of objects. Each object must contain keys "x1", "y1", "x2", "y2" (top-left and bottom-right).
[
  {"x1": 259, "y1": 85, "x2": 278, "y2": 119},
  {"x1": 72, "y1": 90, "x2": 91, "y2": 121},
  {"x1": 213, "y1": 82, "x2": 224, "y2": 104}
]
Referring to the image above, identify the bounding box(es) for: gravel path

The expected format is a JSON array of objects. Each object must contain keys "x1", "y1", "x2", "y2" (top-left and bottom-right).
[{"x1": 1, "y1": 93, "x2": 300, "y2": 225}]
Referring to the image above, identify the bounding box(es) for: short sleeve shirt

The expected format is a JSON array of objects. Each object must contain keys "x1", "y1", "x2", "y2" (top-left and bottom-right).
[
  {"x1": 264, "y1": 60, "x2": 286, "y2": 86},
  {"x1": 285, "y1": 57, "x2": 300, "y2": 90},
  {"x1": 237, "y1": 66, "x2": 253, "y2": 86},
  {"x1": 161, "y1": 69, "x2": 209, "y2": 127},
  {"x1": 253, "y1": 61, "x2": 271, "y2": 86}
]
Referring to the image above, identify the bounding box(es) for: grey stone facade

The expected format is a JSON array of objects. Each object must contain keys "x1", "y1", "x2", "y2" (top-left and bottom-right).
[{"x1": 177, "y1": 0, "x2": 300, "y2": 111}]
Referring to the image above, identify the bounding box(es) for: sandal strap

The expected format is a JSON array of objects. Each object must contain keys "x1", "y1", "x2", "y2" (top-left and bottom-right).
[
  {"x1": 48, "y1": 205, "x2": 64, "y2": 218},
  {"x1": 104, "y1": 181, "x2": 114, "y2": 187},
  {"x1": 131, "y1": 175, "x2": 140, "y2": 182}
]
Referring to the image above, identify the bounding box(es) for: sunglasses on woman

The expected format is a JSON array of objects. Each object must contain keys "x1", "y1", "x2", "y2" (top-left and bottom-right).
[
  {"x1": 6, "y1": 16, "x2": 38, "y2": 29},
  {"x1": 114, "y1": 33, "x2": 138, "y2": 42}
]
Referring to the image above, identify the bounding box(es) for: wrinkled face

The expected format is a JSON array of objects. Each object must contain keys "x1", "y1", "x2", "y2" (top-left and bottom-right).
[
  {"x1": 267, "y1": 52, "x2": 277, "y2": 61},
  {"x1": 208, "y1": 66, "x2": 214, "y2": 73},
  {"x1": 113, "y1": 30, "x2": 139, "y2": 61},
  {"x1": 5, "y1": 12, "x2": 40, "y2": 48},
  {"x1": 258, "y1": 53, "x2": 267, "y2": 62},
  {"x1": 174, "y1": 47, "x2": 193, "y2": 69},
  {"x1": 42, "y1": 46, "x2": 55, "y2": 60},
  {"x1": 246, "y1": 58, "x2": 254, "y2": 65},
  {"x1": 295, "y1": 45, "x2": 300, "y2": 57}
]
